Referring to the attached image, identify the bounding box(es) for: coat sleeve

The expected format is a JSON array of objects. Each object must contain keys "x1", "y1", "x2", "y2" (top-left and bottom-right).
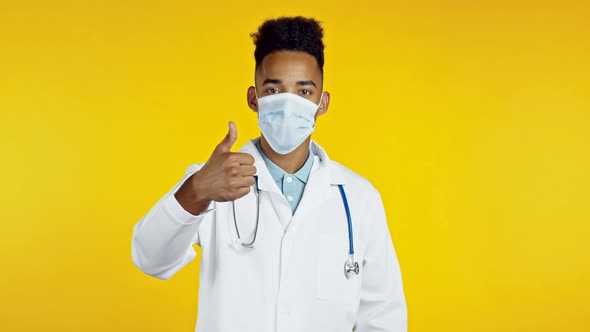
[
  {"x1": 131, "y1": 163, "x2": 215, "y2": 280},
  {"x1": 353, "y1": 188, "x2": 407, "y2": 332}
]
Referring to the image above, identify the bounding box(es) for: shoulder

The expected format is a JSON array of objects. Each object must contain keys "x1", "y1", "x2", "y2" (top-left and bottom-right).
[
  {"x1": 327, "y1": 160, "x2": 389, "y2": 242},
  {"x1": 328, "y1": 159, "x2": 382, "y2": 202}
]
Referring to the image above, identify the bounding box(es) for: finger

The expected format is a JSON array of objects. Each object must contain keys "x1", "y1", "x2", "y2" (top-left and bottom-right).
[
  {"x1": 215, "y1": 121, "x2": 238, "y2": 153},
  {"x1": 232, "y1": 186, "x2": 251, "y2": 199},
  {"x1": 231, "y1": 176, "x2": 256, "y2": 188},
  {"x1": 232, "y1": 152, "x2": 255, "y2": 165},
  {"x1": 240, "y1": 176, "x2": 257, "y2": 187},
  {"x1": 238, "y1": 165, "x2": 257, "y2": 177}
]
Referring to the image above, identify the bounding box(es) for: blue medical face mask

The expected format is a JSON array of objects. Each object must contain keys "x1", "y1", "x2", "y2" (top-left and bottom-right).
[{"x1": 255, "y1": 90, "x2": 324, "y2": 155}]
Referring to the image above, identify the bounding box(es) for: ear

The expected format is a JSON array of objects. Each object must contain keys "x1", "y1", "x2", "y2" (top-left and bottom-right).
[
  {"x1": 316, "y1": 91, "x2": 330, "y2": 117},
  {"x1": 247, "y1": 86, "x2": 259, "y2": 113}
]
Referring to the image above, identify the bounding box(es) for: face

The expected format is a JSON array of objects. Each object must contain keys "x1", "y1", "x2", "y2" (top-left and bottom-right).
[{"x1": 247, "y1": 50, "x2": 330, "y2": 121}]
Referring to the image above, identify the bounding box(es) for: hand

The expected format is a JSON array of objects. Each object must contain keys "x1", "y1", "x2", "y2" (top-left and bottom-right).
[{"x1": 190, "y1": 121, "x2": 257, "y2": 203}]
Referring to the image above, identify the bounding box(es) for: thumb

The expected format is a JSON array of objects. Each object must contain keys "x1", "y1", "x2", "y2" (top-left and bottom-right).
[{"x1": 216, "y1": 121, "x2": 238, "y2": 153}]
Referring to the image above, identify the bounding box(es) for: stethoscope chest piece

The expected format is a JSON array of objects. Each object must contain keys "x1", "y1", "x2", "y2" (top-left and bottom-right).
[
  {"x1": 344, "y1": 255, "x2": 360, "y2": 279},
  {"x1": 233, "y1": 177, "x2": 361, "y2": 278}
]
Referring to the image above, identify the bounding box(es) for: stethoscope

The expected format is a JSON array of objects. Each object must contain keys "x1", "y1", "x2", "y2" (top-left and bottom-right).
[{"x1": 232, "y1": 175, "x2": 360, "y2": 279}]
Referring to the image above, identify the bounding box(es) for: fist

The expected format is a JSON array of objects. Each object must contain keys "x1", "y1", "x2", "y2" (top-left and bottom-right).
[{"x1": 191, "y1": 121, "x2": 257, "y2": 202}]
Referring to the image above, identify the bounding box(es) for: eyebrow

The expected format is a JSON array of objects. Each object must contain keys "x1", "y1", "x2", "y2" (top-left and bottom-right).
[
  {"x1": 262, "y1": 79, "x2": 317, "y2": 88},
  {"x1": 296, "y1": 80, "x2": 317, "y2": 88}
]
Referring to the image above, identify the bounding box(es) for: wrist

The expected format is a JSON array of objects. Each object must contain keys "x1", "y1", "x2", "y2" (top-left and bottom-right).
[
  {"x1": 190, "y1": 171, "x2": 211, "y2": 204},
  {"x1": 174, "y1": 172, "x2": 211, "y2": 216}
]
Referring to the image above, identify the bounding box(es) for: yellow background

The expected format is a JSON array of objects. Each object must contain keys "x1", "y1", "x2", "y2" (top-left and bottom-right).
[{"x1": 1, "y1": 1, "x2": 588, "y2": 331}]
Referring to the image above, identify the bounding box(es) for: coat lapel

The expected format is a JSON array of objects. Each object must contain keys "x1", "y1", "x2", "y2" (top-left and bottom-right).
[
  {"x1": 236, "y1": 137, "x2": 348, "y2": 231},
  {"x1": 237, "y1": 138, "x2": 291, "y2": 230}
]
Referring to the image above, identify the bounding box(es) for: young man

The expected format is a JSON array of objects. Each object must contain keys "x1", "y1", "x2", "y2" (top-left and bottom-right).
[{"x1": 131, "y1": 16, "x2": 407, "y2": 332}]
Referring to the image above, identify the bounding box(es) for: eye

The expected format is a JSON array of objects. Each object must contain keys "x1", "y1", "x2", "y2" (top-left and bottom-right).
[
  {"x1": 266, "y1": 87, "x2": 281, "y2": 94},
  {"x1": 300, "y1": 89, "x2": 312, "y2": 96}
]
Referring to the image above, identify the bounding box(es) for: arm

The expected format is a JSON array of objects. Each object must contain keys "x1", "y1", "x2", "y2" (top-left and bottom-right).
[
  {"x1": 131, "y1": 163, "x2": 215, "y2": 280},
  {"x1": 354, "y1": 189, "x2": 408, "y2": 332},
  {"x1": 131, "y1": 121, "x2": 256, "y2": 281}
]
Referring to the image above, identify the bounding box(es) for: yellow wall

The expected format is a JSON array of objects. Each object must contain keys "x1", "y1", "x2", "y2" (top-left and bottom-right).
[{"x1": 1, "y1": 1, "x2": 588, "y2": 331}]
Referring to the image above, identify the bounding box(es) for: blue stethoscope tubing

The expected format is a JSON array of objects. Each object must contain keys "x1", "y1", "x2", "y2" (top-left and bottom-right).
[
  {"x1": 338, "y1": 184, "x2": 360, "y2": 278},
  {"x1": 232, "y1": 175, "x2": 360, "y2": 278}
]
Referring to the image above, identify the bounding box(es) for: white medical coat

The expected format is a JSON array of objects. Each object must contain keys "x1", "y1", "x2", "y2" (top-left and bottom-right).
[{"x1": 131, "y1": 138, "x2": 407, "y2": 332}]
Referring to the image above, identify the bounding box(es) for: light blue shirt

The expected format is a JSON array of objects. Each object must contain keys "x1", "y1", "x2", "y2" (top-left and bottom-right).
[{"x1": 255, "y1": 139, "x2": 315, "y2": 214}]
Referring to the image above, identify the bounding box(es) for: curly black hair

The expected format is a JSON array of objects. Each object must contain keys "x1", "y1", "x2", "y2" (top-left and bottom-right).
[{"x1": 250, "y1": 16, "x2": 325, "y2": 75}]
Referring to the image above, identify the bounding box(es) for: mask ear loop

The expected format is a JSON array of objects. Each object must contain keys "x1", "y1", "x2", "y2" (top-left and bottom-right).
[
  {"x1": 309, "y1": 91, "x2": 324, "y2": 132},
  {"x1": 254, "y1": 87, "x2": 263, "y2": 114},
  {"x1": 317, "y1": 91, "x2": 324, "y2": 109}
]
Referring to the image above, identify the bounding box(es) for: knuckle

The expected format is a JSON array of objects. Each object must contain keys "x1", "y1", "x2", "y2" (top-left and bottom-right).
[
  {"x1": 224, "y1": 166, "x2": 235, "y2": 176},
  {"x1": 227, "y1": 154, "x2": 238, "y2": 164}
]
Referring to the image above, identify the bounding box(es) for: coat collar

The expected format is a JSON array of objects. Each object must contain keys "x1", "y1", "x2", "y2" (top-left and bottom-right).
[{"x1": 237, "y1": 137, "x2": 347, "y2": 193}]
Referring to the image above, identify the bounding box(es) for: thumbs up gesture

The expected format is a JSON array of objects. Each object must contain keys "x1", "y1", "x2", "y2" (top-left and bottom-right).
[{"x1": 175, "y1": 121, "x2": 257, "y2": 215}]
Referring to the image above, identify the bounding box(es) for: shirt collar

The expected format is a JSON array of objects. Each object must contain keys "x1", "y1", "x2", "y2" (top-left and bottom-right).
[
  {"x1": 237, "y1": 137, "x2": 347, "y2": 193},
  {"x1": 255, "y1": 139, "x2": 314, "y2": 184}
]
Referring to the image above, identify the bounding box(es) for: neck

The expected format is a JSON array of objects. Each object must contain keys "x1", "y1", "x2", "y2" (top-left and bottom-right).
[{"x1": 260, "y1": 136, "x2": 311, "y2": 174}]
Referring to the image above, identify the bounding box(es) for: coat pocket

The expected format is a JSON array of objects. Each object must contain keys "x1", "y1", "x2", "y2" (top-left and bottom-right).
[{"x1": 315, "y1": 234, "x2": 361, "y2": 302}]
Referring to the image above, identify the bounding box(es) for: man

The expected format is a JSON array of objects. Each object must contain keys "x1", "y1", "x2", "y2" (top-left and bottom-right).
[{"x1": 131, "y1": 16, "x2": 407, "y2": 332}]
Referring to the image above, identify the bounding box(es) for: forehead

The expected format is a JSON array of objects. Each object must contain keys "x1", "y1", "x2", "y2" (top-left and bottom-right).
[{"x1": 256, "y1": 50, "x2": 322, "y2": 83}]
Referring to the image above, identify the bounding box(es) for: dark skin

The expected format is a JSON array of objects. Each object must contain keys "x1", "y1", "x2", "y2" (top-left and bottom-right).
[
  {"x1": 175, "y1": 50, "x2": 330, "y2": 215},
  {"x1": 247, "y1": 50, "x2": 330, "y2": 173}
]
